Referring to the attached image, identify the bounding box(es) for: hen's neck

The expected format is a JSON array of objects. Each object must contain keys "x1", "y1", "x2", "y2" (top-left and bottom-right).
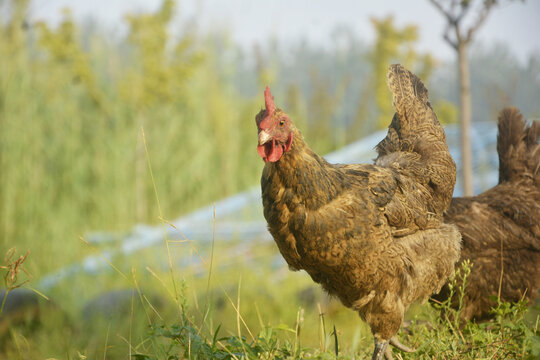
[{"x1": 268, "y1": 128, "x2": 345, "y2": 209}]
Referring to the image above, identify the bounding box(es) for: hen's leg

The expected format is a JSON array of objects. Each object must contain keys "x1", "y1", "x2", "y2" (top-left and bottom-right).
[
  {"x1": 378, "y1": 337, "x2": 414, "y2": 360},
  {"x1": 372, "y1": 339, "x2": 389, "y2": 360},
  {"x1": 389, "y1": 336, "x2": 415, "y2": 353}
]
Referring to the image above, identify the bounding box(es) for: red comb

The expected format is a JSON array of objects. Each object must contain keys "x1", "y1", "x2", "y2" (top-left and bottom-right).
[{"x1": 264, "y1": 86, "x2": 276, "y2": 116}]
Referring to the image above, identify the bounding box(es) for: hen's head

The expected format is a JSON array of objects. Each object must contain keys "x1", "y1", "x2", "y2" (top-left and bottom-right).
[{"x1": 255, "y1": 87, "x2": 294, "y2": 163}]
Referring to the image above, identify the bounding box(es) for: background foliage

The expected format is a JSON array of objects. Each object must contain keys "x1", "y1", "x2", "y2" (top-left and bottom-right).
[{"x1": 2, "y1": 0, "x2": 539, "y2": 274}]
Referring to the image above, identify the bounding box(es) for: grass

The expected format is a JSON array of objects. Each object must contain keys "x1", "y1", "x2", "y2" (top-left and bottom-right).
[
  {"x1": 1, "y1": 240, "x2": 538, "y2": 359},
  {"x1": 1, "y1": 204, "x2": 538, "y2": 359}
]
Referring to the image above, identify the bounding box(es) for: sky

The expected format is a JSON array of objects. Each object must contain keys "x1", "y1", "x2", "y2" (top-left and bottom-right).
[{"x1": 26, "y1": 0, "x2": 540, "y2": 64}]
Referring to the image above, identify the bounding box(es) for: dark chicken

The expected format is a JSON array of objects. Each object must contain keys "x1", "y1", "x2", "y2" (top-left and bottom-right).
[
  {"x1": 434, "y1": 107, "x2": 540, "y2": 321},
  {"x1": 256, "y1": 64, "x2": 461, "y2": 360}
]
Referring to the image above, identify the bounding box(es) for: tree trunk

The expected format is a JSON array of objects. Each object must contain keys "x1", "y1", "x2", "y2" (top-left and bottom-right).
[{"x1": 458, "y1": 41, "x2": 474, "y2": 196}]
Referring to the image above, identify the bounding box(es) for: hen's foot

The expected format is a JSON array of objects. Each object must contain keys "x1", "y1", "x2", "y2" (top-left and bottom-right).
[
  {"x1": 372, "y1": 339, "x2": 389, "y2": 360},
  {"x1": 389, "y1": 336, "x2": 415, "y2": 353},
  {"x1": 384, "y1": 346, "x2": 394, "y2": 360}
]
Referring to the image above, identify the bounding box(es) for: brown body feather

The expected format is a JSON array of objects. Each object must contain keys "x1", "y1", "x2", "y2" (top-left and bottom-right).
[
  {"x1": 435, "y1": 107, "x2": 540, "y2": 321},
  {"x1": 258, "y1": 64, "x2": 461, "y2": 351}
]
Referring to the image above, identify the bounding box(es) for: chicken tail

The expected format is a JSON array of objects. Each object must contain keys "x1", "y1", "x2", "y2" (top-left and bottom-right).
[
  {"x1": 387, "y1": 64, "x2": 429, "y2": 119},
  {"x1": 377, "y1": 64, "x2": 448, "y2": 152},
  {"x1": 497, "y1": 107, "x2": 540, "y2": 185},
  {"x1": 376, "y1": 64, "x2": 456, "y2": 217}
]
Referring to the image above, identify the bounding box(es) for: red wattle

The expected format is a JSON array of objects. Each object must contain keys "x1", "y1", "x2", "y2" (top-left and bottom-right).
[
  {"x1": 257, "y1": 139, "x2": 284, "y2": 163},
  {"x1": 267, "y1": 142, "x2": 284, "y2": 163},
  {"x1": 257, "y1": 144, "x2": 268, "y2": 162}
]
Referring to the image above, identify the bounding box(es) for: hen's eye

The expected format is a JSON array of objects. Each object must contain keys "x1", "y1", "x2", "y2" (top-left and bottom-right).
[{"x1": 279, "y1": 120, "x2": 285, "y2": 126}]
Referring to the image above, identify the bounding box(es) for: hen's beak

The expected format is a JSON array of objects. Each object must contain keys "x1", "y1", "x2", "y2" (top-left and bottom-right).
[{"x1": 259, "y1": 130, "x2": 272, "y2": 145}]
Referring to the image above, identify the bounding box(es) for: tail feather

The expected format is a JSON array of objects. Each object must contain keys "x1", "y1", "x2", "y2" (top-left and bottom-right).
[
  {"x1": 376, "y1": 64, "x2": 447, "y2": 153},
  {"x1": 387, "y1": 63, "x2": 429, "y2": 118},
  {"x1": 375, "y1": 64, "x2": 456, "y2": 217},
  {"x1": 497, "y1": 107, "x2": 540, "y2": 185}
]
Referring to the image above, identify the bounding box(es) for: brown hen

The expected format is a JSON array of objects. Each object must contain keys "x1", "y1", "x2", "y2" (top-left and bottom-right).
[
  {"x1": 256, "y1": 64, "x2": 461, "y2": 360},
  {"x1": 434, "y1": 107, "x2": 540, "y2": 321}
]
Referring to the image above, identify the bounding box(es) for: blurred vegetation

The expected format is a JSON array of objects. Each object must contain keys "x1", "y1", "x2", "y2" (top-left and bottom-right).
[
  {"x1": 1, "y1": 243, "x2": 537, "y2": 359},
  {"x1": 0, "y1": 0, "x2": 450, "y2": 276},
  {"x1": 369, "y1": 16, "x2": 436, "y2": 129},
  {"x1": 0, "y1": 0, "x2": 261, "y2": 276}
]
